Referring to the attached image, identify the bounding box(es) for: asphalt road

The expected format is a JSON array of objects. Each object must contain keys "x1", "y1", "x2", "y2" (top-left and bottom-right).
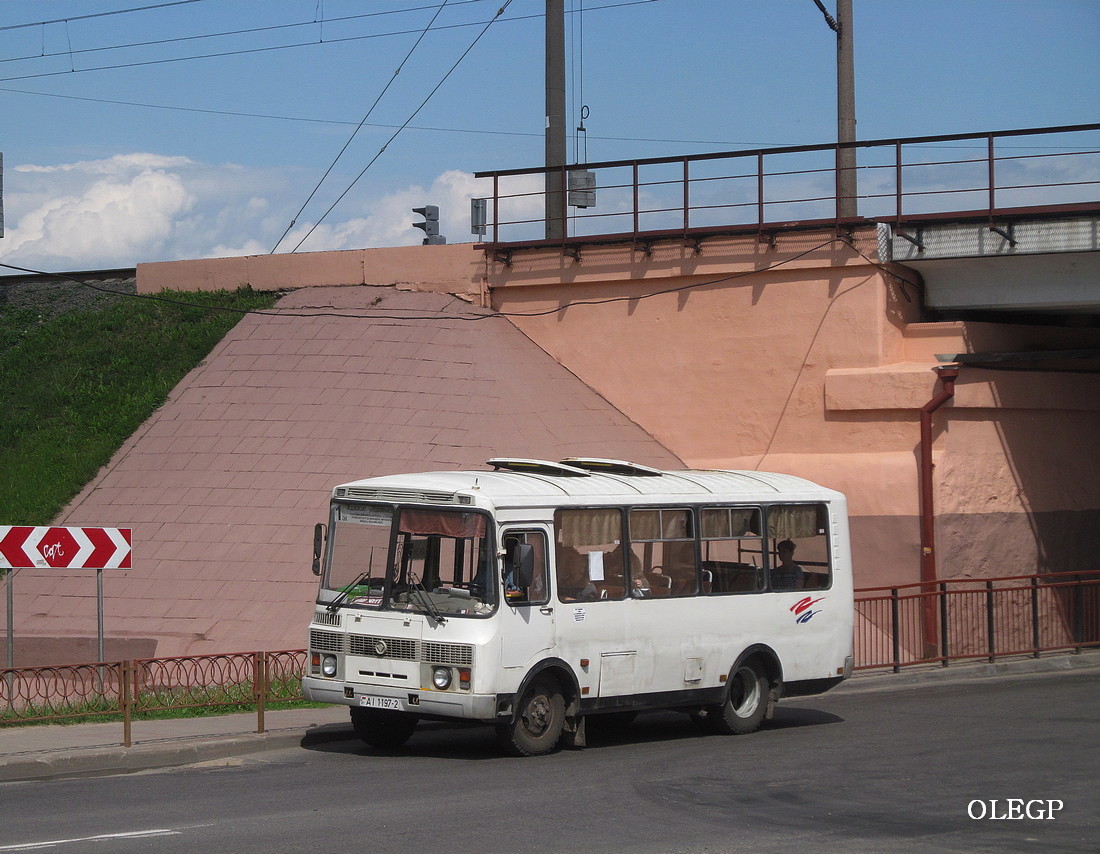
[{"x1": 1, "y1": 670, "x2": 1096, "y2": 854}]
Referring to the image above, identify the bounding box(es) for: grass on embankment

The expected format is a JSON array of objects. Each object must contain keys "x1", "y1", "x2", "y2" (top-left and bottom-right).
[{"x1": 0, "y1": 285, "x2": 279, "y2": 526}]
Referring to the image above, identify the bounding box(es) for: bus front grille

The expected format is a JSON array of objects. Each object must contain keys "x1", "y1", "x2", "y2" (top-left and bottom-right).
[
  {"x1": 349, "y1": 635, "x2": 418, "y2": 660},
  {"x1": 310, "y1": 629, "x2": 343, "y2": 653},
  {"x1": 311, "y1": 630, "x2": 474, "y2": 667},
  {"x1": 423, "y1": 641, "x2": 474, "y2": 667}
]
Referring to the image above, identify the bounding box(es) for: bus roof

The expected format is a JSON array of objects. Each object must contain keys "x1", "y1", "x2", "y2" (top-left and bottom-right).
[{"x1": 332, "y1": 460, "x2": 844, "y2": 508}]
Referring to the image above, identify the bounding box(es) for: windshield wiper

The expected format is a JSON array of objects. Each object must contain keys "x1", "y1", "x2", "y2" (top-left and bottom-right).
[
  {"x1": 409, "y1": 570, "x2": 447, "y2": 625},
  {"x1": 326, "y1": 570, "x2": 370, "y2": 613}
]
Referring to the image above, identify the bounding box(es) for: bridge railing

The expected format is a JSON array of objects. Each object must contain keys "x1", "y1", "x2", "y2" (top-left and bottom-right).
[{"x1": 473, "y1": 123, "x2": 1100, "y2": 248}]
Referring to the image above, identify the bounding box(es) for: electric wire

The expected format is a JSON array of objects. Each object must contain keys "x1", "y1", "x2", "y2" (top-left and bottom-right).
[
  {"x1": 0, "y1": 0, "x2": 211, "y2": 32},
  {"x1": 285, "y1": 0, "x2": 517, "y2": 254},
  {"x1": 0, "y1": 1, "x2": 489, "y2": 65},
  {"x1": 270, "y1": 0, "x2": 454, "y2": 254},
  {"x1": 0, "y1": 0, "x2": 662, "y2": 83},
  {"x1": 0, "y1": 84, "x2": 796, "y2": 148}
]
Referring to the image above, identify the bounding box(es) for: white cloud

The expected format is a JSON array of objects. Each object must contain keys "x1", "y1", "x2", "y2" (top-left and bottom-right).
[
  {"x1": 0, "y1": 154, "x2": 520, "y2": 274},
  {"x1": 3, "y1": 155, "x2": 197, "y2": 271},
  {"x1": 17, "y1": 153, "x2": 193, "y2": 176}
]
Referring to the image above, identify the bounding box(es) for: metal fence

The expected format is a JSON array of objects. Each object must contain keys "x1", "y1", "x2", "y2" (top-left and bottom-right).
[
  {"x1": 0, "y1": 649, "x2": 305, "y2": 746},
  {"x1": 2, "y1": 572, "x2": 1097, "y2": 745},
  {"x1": 473, "y1": 122, "x2": 1100, "y2": 247},
  {"x1": 854, "y1": 573, "x2": 1100, "y2": 672}
]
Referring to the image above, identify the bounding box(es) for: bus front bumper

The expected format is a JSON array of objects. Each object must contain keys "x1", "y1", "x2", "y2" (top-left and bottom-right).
[{"x1": 301, "y1": 676, "x2": 500, "y2": 722}]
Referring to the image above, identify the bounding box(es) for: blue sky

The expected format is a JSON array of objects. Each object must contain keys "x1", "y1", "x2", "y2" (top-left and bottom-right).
[{"x1": 1, "y1": 0, "x2": 1097, "y2": 272}]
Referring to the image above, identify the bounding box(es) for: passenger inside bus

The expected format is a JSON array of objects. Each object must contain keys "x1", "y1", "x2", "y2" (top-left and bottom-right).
[
  {"x1": 598, "y1": 545, "x2": 629, "y2": 599},
  {"x1": 556, "y1": 547, "x2": 598, "y2": 602},
  {"x1": 770, "y1": 539, "x2": 805, "y2": 590},
  {"x1": 645, "y1": 566, "x2": 670, "y2": 596}
]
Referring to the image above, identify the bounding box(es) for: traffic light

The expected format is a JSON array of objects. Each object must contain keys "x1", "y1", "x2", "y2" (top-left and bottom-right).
[
  {"x1": 470, "y1": 198, "x2": 487, "y2": 238},
  {"x1": 412, "y1": 205, "x2": 446, "y2": 245}
]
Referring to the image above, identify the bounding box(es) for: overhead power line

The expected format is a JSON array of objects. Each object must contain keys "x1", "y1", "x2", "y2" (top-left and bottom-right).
[
  {"x1": 0, "y1": 0, "x2": 661, "y2": 83},
  {"x1": 0, "y1": 84, "x2": 791, "y2": 149},
  {"x1": 285, "y1": 0, "x2": 519, "y2": 253},
  {"x1": 0, "y1": 1, "x2": 489, "y2": 65},
  {"x1": 0, "y1": 0, "x2": 211, "y2": 32},
  {"x1": 270, "y1": 0, "x2": 456, "y2": 254}
]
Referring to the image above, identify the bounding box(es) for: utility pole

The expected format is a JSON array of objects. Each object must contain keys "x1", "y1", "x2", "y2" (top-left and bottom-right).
[
  {"x1": 836, "y1": 0, "x2": 857, "y2": 219},
  {"x1": 545, "y1": 0, "x2": 566, "y2": 239}
]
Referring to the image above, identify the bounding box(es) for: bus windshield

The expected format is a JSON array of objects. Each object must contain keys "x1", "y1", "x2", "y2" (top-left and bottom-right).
[
  {"x1": 324, "y1": 503, "x2": 495, "y2": 616},
  {"x1": 389, "y1": 508, "x2": 494, "y2": 617},
  {"x1": 324, "y1": 503, "x2": 393, "y2": 607}
]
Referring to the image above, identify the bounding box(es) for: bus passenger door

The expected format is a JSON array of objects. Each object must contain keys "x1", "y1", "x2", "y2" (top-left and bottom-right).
[{"x1": 499, "y1": 528, "x2": 556, "y2": 670}]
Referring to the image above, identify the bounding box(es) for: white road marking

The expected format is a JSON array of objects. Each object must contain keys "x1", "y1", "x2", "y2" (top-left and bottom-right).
[{"x1": 0, "y1": 829, "x2": 181, "y2": 851}]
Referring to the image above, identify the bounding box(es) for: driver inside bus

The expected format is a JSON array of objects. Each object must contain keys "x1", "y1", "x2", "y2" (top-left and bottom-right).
[{"x1": 502, "y1": 536, "x2": 522, "y2": 598}]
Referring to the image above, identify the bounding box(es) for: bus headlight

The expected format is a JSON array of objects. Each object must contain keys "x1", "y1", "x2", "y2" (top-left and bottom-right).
[
  {"x1": 432, "y1": 667, "x2": 452, "y2": 690},
  {"x1": 321, "y1": 655, "x2": 338, "y2": 678}
]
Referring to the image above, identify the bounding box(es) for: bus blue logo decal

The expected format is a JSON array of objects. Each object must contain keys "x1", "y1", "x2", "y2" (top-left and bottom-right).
[{"x1": 791, "y1": 596, "x2": 824, "y2": 623}]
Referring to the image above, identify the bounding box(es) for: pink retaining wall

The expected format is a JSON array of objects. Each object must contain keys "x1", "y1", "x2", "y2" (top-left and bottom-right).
[
  {"x1": 136, "y1": 233, "x2": 1100, "y2": 591},
  {"x1": 138, "y1": 243, "x2": 492, "y2": 305}
]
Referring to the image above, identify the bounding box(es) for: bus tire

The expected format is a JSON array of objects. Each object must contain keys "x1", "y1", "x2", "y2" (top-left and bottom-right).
[
  {"x1": 496, "y1": 678, "x2": 565, "y2": 756},
  {"x1": 707, "y1": 660, "x2": 769, "y2": 735},
  {"x1": 350, "y1": 708, "x2": 419, "y2": 749}
]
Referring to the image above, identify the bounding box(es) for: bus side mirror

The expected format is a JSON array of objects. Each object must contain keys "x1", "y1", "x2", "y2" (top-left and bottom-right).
[
  {"x1": 513, "y1": 543, "x2": 535, "y2": 588},
  {"x1": 312, "y1": 523, "x2": 326, "y2": 576}
]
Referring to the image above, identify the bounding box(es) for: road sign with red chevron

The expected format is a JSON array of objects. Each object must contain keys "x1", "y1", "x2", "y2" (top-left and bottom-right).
[{"x1": 0, "y1": 526, "x2": 132, "y2": 569}]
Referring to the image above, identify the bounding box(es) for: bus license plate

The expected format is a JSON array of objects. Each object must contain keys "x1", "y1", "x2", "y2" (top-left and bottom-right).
[{"x1": 359, "y1": 695, "x2": 401, "y2": 710}]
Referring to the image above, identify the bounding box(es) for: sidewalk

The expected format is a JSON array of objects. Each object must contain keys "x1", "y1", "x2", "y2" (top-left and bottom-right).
[
  {"x1": 2, "y1": 650, "x2": 1097, "y2": 783},
  {"x1": 0, "y1": 705, "x2": 354, "y2": 783}
]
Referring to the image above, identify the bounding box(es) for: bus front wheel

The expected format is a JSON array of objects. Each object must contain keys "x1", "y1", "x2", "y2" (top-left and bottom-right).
[
  {"x1": 707, "y1": 660, "x2": 769, "y2": 735},
  {"x1": 351, "y1": 708, "x2": 419, "y2": 749},
  {"x1": 496, "y1": 678, "x2": 565, "y2": 756}
]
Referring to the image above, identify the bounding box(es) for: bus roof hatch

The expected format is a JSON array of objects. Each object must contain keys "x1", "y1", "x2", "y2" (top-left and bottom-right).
[
  {"x1": 487, "y1": 458, "x2": 591, "y2": 477},
  {"x1": 560, "y1": 458, "x2": 664, "y2": 476}
]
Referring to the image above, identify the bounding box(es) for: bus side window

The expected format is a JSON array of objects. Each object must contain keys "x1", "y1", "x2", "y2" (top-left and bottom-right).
[
  {"x1": 766, "y1": 504, "x2": 832, "y2": 591},
  {"x1": 554, "y1": 508, "x2": 626, "y2": 602},
  {"x1": 502, "y1": 531, "x2": 549, "y2": 606},
  {"x1": 629, "y1": 508, "x2": 696, "y2": 597},
  {"x1": 699, "y1": 507, "x2": 765, "y2": 595}
]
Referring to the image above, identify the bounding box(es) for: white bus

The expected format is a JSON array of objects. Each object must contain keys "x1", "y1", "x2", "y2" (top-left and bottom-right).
[{"x1": 302, "y1": 458, "x2": 854, "y2": 755}]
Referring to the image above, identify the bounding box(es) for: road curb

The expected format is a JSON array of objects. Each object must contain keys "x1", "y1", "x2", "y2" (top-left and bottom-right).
[
  {"x1": 0, "y1": 723, "x2": 356, "y2": 784},
  {"x1": 839, "y1": 649, "x2": 1100, "y2": 695}
]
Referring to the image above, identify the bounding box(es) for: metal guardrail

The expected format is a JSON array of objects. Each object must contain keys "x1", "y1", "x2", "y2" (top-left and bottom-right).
[
  {"x1": 2, "y1": 572, "x2": 1097, "y2": 744},
  {"x1": 0, "y1": 649, "x2": 305, "y2": 746},
  {"x1": 473, "y1": 123, "x2": 1100, "y2": 248},
  {"x1": 854, "y1": 572, "x2": 1100, "y2": 672}
]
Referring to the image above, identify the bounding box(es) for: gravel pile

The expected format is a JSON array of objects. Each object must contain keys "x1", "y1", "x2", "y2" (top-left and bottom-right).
[{"x1": 0, "y1": 273, "x2": 138, "y2": 320}]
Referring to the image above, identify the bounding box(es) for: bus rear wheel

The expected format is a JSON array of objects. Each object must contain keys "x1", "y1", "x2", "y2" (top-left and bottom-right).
[
  {"x1": 496, "y1": 678, "x2": 565, "y2": 756},
  {"x1": 707, "y1": 661, "x2": 769, "y2": 735},
  {"x1": 351, "y1": 708, "x2": 419, "y2": 749}
]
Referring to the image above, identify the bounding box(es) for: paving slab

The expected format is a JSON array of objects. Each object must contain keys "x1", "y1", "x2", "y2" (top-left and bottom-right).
[{"x1": 0, "y1": 706, "x2": 352, "y2": 783}]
